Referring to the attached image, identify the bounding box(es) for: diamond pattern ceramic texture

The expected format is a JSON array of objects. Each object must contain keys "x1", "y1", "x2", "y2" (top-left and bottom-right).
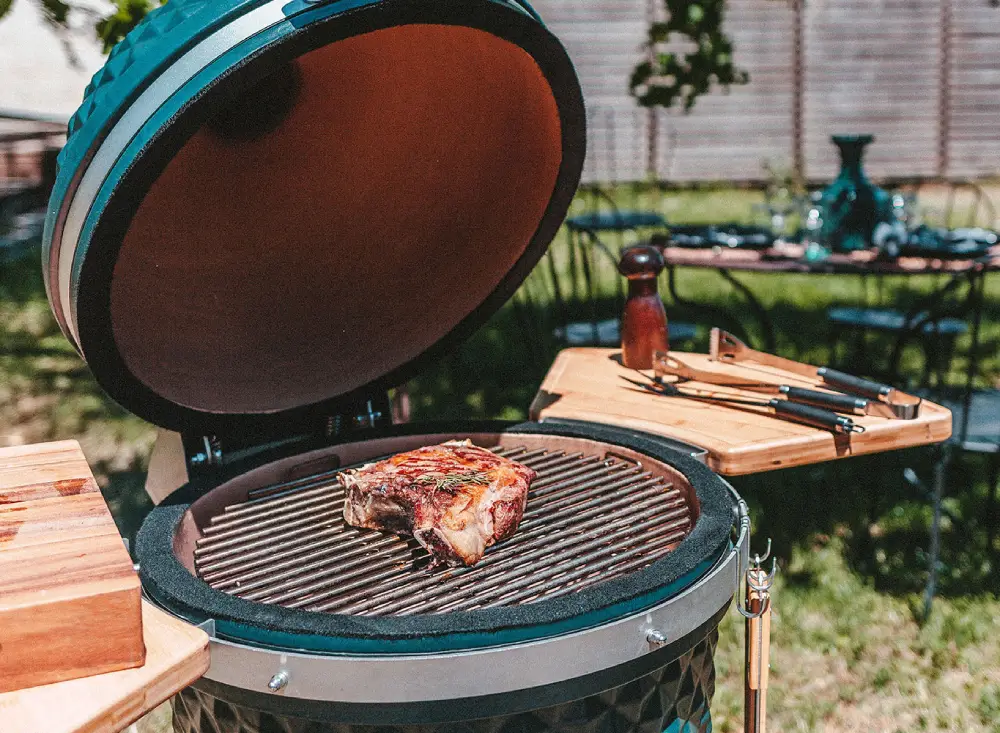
[
  {"x1": 171, "y1": 632, "x2": 717, "y2": 733},
  {"x1": 66, "y1": 0, "x2": 212, "y2": 139}
]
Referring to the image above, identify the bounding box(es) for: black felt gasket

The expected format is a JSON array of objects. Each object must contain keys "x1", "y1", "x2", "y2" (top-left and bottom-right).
[{"x1": 137, "y1": 422, "x2": 736, "y2": 651}]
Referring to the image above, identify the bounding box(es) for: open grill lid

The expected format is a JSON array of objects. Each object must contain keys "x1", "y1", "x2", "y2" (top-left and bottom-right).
[{"x1": 42, "y1": 0, "x2": 586, "y2": 434}]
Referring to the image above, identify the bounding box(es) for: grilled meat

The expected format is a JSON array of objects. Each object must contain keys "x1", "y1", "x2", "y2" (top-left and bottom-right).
[{"x1": 339, "y1": 440, "x2": 534, "y2": 566}]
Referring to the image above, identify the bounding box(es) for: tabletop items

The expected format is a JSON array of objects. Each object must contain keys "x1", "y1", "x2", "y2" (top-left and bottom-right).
[
  {"x1": 611, "y1": 242, "x2": 925, "y2": 436},
  {"x1": 709, "y1": 329, "x2": 922, "y2": 420},
  {"x1": 656, "y1": 220, "x2": 997, "y2": 263},
  {"x1": 661, "y1": 224, "x2": 777, "y2": 251},
  {"x1": 879, "y1": 224, "x2": 998, "y2": 261},
  {"x1": 646, "y1": 136, "x2": 998, "y2": 263},
  {"x1": 633, "y1": 337, "x2": 924, "y2": 435},
  {"x1": 817, "y1": 134, "x2": 895, "y2": 252},
  {"x1": 618, "y1": 245, "x2": 669, "y2": 369},
  {"x1": 532, "y1": 348, "x2": 951, "y2": 475},
  {"x1": 628, "y1": 367, "x2": 865, "y2": 435}
]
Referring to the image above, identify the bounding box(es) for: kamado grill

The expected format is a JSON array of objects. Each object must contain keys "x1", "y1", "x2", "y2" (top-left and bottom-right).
[
  {"x1": 142, "y1": 424, "x2": 745, "y2": 732},
  {"x1": 40, "y1": 0, "x2": 752, "y2": 731}
]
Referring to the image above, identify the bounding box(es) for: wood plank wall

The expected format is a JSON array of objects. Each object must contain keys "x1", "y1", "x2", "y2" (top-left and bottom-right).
[
  {"x1": 949, "y1": 0, "x2": 1000, "y2": 178},
  {"x1": 803, "y1": 0, "x2": 943, "y2": 181},
  {"x1": 530, "y1": 0, "x2": 1000, "y2": 184}
]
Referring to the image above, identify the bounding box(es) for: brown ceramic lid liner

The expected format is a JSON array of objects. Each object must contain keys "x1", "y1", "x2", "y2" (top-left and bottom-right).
[{"x1": 71, "y1": 7, "x2": 586, "y2": 434}]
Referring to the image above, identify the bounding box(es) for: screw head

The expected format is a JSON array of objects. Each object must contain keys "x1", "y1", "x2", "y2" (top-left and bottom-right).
[
  {"x1": 646, "y1": 630, "x2": 667, "y2": 649},
  {"x1": 268, "y1": 671, "x2": 289, "y2": 692}
]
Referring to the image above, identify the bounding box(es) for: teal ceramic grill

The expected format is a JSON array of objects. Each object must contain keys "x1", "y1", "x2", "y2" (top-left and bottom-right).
[{"x1": 43, "y1": 3, "x2": 749, "y2": 732}]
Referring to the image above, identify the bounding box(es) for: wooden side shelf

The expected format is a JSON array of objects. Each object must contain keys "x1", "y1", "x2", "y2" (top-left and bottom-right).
[
  {"x1": 0, "y1": 600, "x2": 209, "y2": 733},
  {"x1": 532, "y1": 348, "x2": 952, "y2": 475},
  {"x1": 0, "y1": 441, "x2": 144, "y2": 693}
]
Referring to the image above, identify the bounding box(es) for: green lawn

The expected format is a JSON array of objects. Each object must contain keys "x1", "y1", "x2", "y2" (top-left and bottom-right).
[{"x1": 2, "y1": 186, "x2": 998, "y2": 733}]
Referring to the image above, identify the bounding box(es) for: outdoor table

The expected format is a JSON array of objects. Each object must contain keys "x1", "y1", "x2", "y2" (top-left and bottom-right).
[{"x1": 659, "y1": 243, "x2": 998, "y2": 349}]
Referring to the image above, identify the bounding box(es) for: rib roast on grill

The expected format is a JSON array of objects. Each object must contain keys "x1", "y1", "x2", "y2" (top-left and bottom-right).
[{"x1": 339, "y1": 440, "x2": 534, "y2": 566}]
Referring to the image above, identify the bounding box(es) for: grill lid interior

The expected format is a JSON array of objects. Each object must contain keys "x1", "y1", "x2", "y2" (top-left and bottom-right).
[{"x1": 49, "y1": 1, "x2": 585, "y2": 433}]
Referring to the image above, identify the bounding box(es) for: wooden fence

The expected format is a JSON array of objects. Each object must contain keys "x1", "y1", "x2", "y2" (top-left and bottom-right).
[{"x1": 531, "y1": 0, "x2": 1000, "y2": 184}]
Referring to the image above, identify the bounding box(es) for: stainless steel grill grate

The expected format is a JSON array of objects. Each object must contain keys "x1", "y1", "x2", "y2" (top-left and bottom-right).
[{"x1": 193, "y1": 446, "x2": 693, "y2": 616}]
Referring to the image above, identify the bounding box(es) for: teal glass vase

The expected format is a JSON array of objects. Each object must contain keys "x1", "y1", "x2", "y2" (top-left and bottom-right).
[{"x1": 819, "y1": 135, "x2": 894, "y2": 252}]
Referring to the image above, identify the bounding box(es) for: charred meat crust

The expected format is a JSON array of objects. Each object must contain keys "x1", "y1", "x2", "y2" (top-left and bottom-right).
[{"x1": 338, "y1": 440, "x2": 534, "y2": 566}]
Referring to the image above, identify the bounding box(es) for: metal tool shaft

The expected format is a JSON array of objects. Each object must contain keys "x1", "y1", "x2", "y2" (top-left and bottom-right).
[
  {"x1": 744, "y1": 567, "x2": 773, "y2": 733},
  {"x1": 654, "y1": 352, "x2": 873, "y2": 418}
]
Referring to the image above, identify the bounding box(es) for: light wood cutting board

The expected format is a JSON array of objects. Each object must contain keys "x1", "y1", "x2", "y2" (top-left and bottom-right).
[
  {"x1": 0, "y1": 441, "x2": 144, "y2": 692},
  {"x1": 0, "y1": 600, "x2": 209, "y2": 733}
]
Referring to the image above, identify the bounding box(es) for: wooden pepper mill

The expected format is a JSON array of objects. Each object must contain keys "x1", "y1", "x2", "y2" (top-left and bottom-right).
[{"x1": 618, "y1": 244, "x2": 669, "y2": 369}]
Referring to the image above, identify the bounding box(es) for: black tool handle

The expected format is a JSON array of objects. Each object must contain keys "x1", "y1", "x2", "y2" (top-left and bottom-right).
[
  {"x1": 780, "y1": 386, "x2": 868, "y2": 415},
  {"x1": 816, "y1": 368, "x2": 893, "y2": 400},
  {"x1": 769, "y1": 399, "x2": 859, "y2": 434}
]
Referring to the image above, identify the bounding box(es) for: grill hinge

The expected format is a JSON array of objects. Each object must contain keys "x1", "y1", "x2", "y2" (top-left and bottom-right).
[
  {"x1": 189, "y1": 435, "x2": 223, "y2": 467},
  {"x1": 183, "y1": 395, "x2": 393, "y2": 477}
]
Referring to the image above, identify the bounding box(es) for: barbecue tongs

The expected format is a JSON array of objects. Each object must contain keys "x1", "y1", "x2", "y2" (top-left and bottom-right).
[
  {"x1": 649, "y1": 353, "x2": 864, "y2": 435},
  {"x1": 654, "y1": 352, "x2": 882, "y2": 420},
  {"x1": 708, "y1": 328, "x2": 922, "y2": 420}
]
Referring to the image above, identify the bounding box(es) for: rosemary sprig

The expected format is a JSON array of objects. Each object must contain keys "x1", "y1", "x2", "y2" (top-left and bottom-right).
[{"x1": 414, "y1": 471, "x2": 491, "y2": 492}]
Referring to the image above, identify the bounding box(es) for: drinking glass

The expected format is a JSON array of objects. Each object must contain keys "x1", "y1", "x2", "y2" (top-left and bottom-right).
[{"x1": 801, "y1": 196, "x2": 831, "y2": 262}]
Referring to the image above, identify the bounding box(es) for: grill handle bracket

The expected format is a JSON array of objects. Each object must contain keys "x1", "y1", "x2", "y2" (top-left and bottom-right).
[{"x1": 195, "y1": 618, "x2": 217, "y2": 638}]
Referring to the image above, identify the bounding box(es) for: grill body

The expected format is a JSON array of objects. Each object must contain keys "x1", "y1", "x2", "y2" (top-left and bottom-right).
[
  {"x1": 138, "y1": 421, "x2": 746, "y2": 731},
  {"x1": 171, "y1": 631, "x2": 717, "y2": 733}
]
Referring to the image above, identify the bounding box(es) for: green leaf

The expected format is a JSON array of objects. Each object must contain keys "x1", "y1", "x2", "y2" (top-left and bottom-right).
[
  {"x1": 629, "y1": 0, "x2": 748, "y2": 113},
  {"x1": 96, "y1": 0, "x2": 162, "y2": 54},
  {"x1": 39, "y1": 0, "x2": 71, "y2": 27},
  {"x1": 0, "y1": 0, "x2": 14, "y2": 21}
]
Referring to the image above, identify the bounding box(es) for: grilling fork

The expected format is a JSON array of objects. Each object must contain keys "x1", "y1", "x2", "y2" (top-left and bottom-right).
[{"x1": 623, "y1": 372, "x2": 864, "y2": 435}]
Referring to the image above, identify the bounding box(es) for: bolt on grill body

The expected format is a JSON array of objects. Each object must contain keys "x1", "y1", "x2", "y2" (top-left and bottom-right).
[{"x1": 193, "y1": 446, "x2": 693, "y2": 615}]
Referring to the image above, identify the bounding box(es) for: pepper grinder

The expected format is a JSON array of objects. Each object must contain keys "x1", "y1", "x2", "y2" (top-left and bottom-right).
[{"x1": 618, "y1": 244, "x2": 669, "y2": 369}]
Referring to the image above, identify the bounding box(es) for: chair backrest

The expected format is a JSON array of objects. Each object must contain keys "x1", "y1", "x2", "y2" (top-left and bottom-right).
[{"x1": 900, "y1": 180, "x2": 998, "y2": 230}]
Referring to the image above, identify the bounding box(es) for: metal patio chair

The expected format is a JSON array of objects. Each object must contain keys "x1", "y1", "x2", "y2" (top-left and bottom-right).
[{"x1": 881, "y1": 269, "x2": 1000, "y2": 616}]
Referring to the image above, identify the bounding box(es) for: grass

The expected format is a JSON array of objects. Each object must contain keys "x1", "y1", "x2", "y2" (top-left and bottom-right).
[
  {"x1": 711, "y1": 537, "x2": 1000, "y2": 733},
  {"x1": 1, "y1": 185, "x2": 998, "y2": 732}
]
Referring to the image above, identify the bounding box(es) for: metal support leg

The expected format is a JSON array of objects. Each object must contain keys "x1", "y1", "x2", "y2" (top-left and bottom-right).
[
  {"x1": 961, "y1": 269, "x2": 987, "y2": 444},
  {"x1": 986, "y1": 450, "x2": 1000, "y2": 556},
  {"x1": 923, "y1": 444, "x2": 950, "y2": 620}
]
